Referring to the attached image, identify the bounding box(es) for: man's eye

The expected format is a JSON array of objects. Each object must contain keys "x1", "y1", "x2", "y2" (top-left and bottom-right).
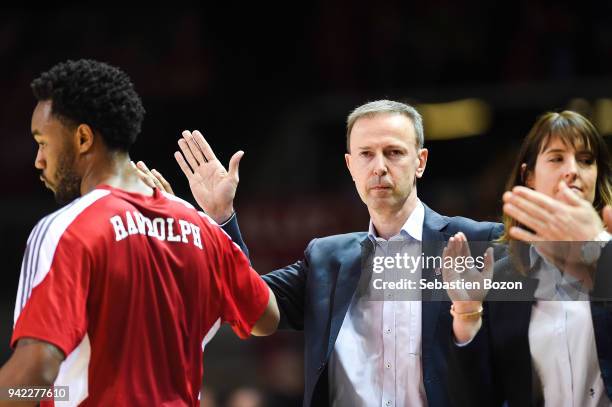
[{"x1": 359, "y1": 151, "x2": 372, "y2": 157}]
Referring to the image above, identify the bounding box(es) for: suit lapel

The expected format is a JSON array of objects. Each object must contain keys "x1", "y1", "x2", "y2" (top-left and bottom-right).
[
  {"x1": 324, "y1": 205, "x2": 454, "y2": 362},
  {"x1": 421, "y1": 205, "x2": 450, "y2": 361},
  {"x1": 326, "y1": 236, "x2": 372, "y2": 359}
]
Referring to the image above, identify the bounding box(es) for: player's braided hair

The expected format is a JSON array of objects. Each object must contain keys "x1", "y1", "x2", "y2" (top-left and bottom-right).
[{"x1": 31, "y1": 59, "x2": 145, "y2": 152}]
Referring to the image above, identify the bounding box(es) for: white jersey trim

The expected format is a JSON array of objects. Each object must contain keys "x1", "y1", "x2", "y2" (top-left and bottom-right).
[
  {"x1": 14, "y1": 189, "x2": 110, "y2": 324},
  {"x1": 161, "y1": 191, "x2": 196, "y2": 210},
  {"x1": 202, "y1": 318, "x2": 221, "y2": 350},
  {"x1": 54, "y1": 334, "x2": 91, "y2": 406}
]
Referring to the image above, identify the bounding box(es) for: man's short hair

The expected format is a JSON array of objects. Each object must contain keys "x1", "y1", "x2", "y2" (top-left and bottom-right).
[
  {"x1": 346, "y1": 100, "x2": 424, "y2": 151},
  {"x1": 31, "y1": 59, "x2": 145, "y2": 152}
]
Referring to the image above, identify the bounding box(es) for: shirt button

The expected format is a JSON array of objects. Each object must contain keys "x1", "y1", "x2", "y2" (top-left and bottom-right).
[
  {"x1": 387, "y1": 293, "x2": 393, "y2": 299},
  {"x1": 386, "y1": 401, "x2": 392, "y2": 406},
  {"x1": 385, "y1": 328, "x2": 392, "y2": 334},
  {"x1": 386, "y1": 362, "x2": 392, "y2": 369}
]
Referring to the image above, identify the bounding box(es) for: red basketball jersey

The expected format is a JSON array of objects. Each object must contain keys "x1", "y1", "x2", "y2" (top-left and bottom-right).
[{"x1": 11, "y1": 185, "x2": 269, "y2": 406}]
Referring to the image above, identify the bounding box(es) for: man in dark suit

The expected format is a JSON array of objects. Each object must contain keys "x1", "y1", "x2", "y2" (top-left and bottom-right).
[{"x1": 140, "y1": 100, "x2": 503, "y2": 407}]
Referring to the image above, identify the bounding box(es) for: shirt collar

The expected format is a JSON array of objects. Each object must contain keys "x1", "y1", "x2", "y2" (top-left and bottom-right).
[
  {"x1": 368, "y1": 199, "x2": 425, "y2": 242},
  {"x1": 529, "y1": 244, "x2": 556, "y2": 270},
  {"x1": 528, "y1": 244, "x2": 542, "y2": 269}
]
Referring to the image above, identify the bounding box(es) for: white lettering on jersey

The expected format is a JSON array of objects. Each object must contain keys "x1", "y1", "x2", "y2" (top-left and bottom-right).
[
  {"x1": 166, "y1": 218, "x2": 181, "y2": 242},
  {"x1": 125, "y1": 211, "x2": 139, "y2": 235},
  {"x1": 152, "y1": 218, "x2": 165, "y2": 240},
  {"x1": 110, "y1": 215, "x2": 128, "y2": 241},
  {"x1": 132, "y1": 211, "x2": 148, "y2": 235},
  {"x1": 178, "y1": 219, "x2": 192, "y2": 243},
  {"x1": 110, "y1": 211, "x2": 203, "y2": 249},
  {"x1": 191, "y1": 224, "x2": 202, "y2": 249}
]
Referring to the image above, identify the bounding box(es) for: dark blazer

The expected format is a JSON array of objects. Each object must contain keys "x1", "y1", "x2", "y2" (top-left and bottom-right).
[
  {"x1": 448, "y1": 243, "x2": 612, "y2": 407},
  {"x1": 223, "y1": 204, "x2": 503, "y2": 407}
]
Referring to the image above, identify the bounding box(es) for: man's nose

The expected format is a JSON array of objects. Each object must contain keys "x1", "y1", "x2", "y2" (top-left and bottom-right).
[
  {"x1": 34, "y1": 149, "x2": 45, "y2": 170},
  {"x1": 372, "y1": 153, "x2": 388, "y2": 177}
]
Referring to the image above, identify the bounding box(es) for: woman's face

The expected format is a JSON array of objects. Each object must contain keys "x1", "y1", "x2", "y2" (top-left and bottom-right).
[{"x1": 525, "y1": 135, "x2": 598, "y2": 204}]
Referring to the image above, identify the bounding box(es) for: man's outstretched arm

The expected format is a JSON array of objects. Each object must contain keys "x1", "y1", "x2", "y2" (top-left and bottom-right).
[
  {"x1": 0, "y1": 339, "x2": 64, "y2": 407},
  {"x1": 136, "y1": 131, "x2": 305, "y2": 330}
]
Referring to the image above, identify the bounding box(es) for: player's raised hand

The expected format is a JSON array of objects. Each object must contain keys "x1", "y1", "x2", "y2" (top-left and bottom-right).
[
  {"x1": 132, "y1": 161, "x2": 175, "y2": 195},
  {"x1": 175, "y1": 130, "x2": 243, "y2": 224}
]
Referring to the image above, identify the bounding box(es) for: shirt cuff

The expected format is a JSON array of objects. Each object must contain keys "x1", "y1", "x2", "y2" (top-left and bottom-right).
[{"x1": 218, "y1": 212, "x2": 236, "y2": 227}]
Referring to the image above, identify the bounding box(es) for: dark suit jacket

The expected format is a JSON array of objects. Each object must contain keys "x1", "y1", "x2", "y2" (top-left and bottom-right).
[
  {"x1": 448, "y1": 242, "x2": 612, "y2": 407},
  {"x1": 223, "y1": 204, "x2": 503, "y2": 407}
]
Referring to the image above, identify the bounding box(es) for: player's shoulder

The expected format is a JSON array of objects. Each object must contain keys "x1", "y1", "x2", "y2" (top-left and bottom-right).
[
  {"x1": 159, "y1": 191, "x2": 222, "y2": 231},
  {"x1": 160, "y1": 191, "x2": 197, "y2": 212},
  {"x1": 25, "y1": 189, "x2": 112, "y2": 256},
  {"x1": 160, "y1": 192, "x2": 202, "y2": 219},
  {"x1": 31, "y1": 189, "x2": 111, "y2": 236}
]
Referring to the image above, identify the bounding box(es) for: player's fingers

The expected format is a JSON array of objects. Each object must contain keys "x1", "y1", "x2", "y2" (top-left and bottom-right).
[
  {"x1": 151, "y1": 169, "x2": 174, "y2": 195},
  {"x1": 134, "y1": 161, "x2": 159, "y2": 189}
]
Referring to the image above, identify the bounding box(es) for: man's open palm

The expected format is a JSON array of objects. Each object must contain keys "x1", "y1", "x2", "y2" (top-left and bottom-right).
[{"x1": 175, "y1": 130, "x2": 243, "y2": 223}]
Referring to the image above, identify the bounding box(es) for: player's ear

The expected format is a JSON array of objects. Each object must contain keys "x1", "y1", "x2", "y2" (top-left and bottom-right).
[{"x1": 75, "y1": 124, "x2": 95, "y2": 154}]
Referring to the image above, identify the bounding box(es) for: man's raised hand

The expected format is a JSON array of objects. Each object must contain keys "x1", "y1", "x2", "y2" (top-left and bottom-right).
[{"x1": 175, "y1": 130, "x2": 244, "y2": 224}]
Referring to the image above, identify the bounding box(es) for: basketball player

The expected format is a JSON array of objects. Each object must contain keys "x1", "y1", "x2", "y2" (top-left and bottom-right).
[{"x1": 0, "y1": 59, "x2": 278, "y2": 406}]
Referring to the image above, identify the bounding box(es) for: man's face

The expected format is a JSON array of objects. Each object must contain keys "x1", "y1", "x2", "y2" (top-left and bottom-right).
[
  {"x1": 31, "y1": 101, "x2": 82, "y2": 204},
  {"x1": 345, "y1": 113, "x2": 428, "y2": 213}
]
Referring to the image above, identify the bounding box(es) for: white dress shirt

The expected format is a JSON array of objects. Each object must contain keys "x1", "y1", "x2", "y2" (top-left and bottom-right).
[
  {"x1": 329, "y1": 200, "x2": 427, "y2": 407},
  {"x1": 528, "y1": 247, "x2": 611, "y2": 406}
]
